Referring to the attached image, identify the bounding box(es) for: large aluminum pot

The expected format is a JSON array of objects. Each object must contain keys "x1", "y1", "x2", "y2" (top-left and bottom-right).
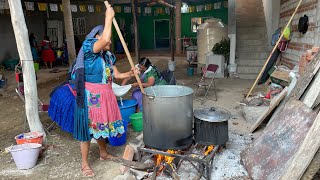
[{"x1": 142, "y1": 85, "x2": 194, "y2": 150}]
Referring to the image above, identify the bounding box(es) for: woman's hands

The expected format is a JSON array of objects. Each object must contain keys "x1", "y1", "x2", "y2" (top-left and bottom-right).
[
  {"x1": 129, "y1": 67, "x2": 140, "y2": 77},
  {"x1": 105, "y1": 1, "x2": 115, "y2": 20}
]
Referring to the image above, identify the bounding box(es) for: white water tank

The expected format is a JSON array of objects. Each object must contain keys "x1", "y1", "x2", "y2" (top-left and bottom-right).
[{"x1": 197, "y1": 18, "x2": 227, "y2": 65}]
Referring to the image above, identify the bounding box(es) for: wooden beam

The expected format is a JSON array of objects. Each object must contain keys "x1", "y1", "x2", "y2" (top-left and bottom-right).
[
  {"x1": 280, "y1": 112, "x2": 320, "y2": 180},
  {"x1": 170, "y1": 7, "x2": 175, "y2": 61},
  {"x1": 8, "y1": 0, "x2": 45, "y2": 134},
  {"x1": 131, "y1": 0, "x2": 140, "y2": 61},
  {"x1": 62, "y1": 0, "x2": 77, "y2": 66},
  {"x1": 175, "y1": 0, "x2": 182, "y2": 55},
  {"x1": 303, "y1": 71, "x2": 320, "y2": 108}
]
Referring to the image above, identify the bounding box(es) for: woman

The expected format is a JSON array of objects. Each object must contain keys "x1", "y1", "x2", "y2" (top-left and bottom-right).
[
  {"x1": 48, "y1": 3, "x2": 138, "y2": 177},
  {"x1": 29, "y1": 33, "x2": 39, "y2": 61},
  {"x1": 40, "y1": 35, "x2": 56, "y2": 69},
  {"x1": 122, "y1": 57, "x2": 168, "y2": 111}
]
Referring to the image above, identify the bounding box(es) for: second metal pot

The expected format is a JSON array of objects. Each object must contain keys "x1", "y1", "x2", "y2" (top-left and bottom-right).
[{"x1": 194, "y1": 107, "x2": 231, "y2": 145}]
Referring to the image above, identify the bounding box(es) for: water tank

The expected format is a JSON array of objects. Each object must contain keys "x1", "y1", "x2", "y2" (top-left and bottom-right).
[{"x1": 197, "y1": 18, "x2": 228, "y2": 65}]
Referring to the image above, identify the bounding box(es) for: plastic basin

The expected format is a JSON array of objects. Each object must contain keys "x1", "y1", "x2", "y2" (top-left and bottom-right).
[
  {"x1": 108, "y1": 120, "x2": 128, "y2": 146},
  {"x1": 9, "y1": 143, "x2": 42, "y2": 170},
  {"x1": 117, "y1": 100, "x2": 137, "y2": 122},
  {"x1": 129, "y1": 112, "x2": 143, "y2": 132},
  {"x1": 15, "y1": 132, "x2": 44, "y2": 145}
]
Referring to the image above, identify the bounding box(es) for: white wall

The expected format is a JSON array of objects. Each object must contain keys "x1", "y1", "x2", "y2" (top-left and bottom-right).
[{"x1": 262, "y1": 0, "x2": 280, "y2": 46}]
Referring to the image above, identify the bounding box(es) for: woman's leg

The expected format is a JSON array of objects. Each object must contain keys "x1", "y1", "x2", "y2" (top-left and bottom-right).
[
  {"x1": 132, "y1": 89, "x2": 142, "y2": 112},
  {"x1": 96, "y1": 139, "x2": 114, "y2": 160},
  {"x1": 44, "y1": 62, "x2": 48, "y2": 69},
  {"x1": 50, "y1": 62, "x2": 53, "y2": 69},
  {"x1": 80, "y1": 141, "x2": 95, "y2": 177}
]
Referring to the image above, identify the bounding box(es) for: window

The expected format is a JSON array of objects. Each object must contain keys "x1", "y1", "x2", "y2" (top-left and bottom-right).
[{"x1": 72, "y1": 18, "x2": 86, "y2": 35}]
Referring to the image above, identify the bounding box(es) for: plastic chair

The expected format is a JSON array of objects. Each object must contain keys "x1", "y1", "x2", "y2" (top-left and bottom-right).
[{"x1": 194, "y1": 64, "x2": 219, "y2": 104}]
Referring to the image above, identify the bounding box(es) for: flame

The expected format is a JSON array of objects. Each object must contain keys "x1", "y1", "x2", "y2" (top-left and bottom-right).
[
  {"x1": 204, "y1": 145, "x2": 215, "y2": 155},
  {"x1": 155, "y1": 154, "x2": 165, "y2": 166},
  {"x1": 165, "y1": 150, "x2": 175, "y2": 164},
  {"x1": 154, "y1": 150, "x2": 177, "y2": 167}
]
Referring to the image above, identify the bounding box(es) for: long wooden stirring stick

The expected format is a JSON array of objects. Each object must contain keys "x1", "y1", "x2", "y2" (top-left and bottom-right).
[{"x1": 104, "y1": 1, "x2": 145, "y2": 94}]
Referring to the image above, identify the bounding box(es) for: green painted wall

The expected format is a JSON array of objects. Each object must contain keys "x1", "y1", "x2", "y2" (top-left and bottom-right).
[{"x1": 112, "y1": 3, "x2": 227, "y2": 50}]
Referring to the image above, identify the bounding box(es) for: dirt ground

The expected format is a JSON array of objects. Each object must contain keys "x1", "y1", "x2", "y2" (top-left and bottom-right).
[{"x1": 0, "y1": 56, "x2": 254, "y2": 180}]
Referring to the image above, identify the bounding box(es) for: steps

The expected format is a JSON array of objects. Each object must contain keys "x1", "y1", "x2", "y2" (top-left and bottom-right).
[{"x1": 236, "y1": 0, "x2": 269, "y2": 79}]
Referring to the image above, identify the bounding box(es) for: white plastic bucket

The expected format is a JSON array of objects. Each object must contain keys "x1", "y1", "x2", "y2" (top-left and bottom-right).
[
  {"x1": 168, "y1": 61, "x2": 176, "y2": 71},
  {"x1": 9, "y1": 143, "x2": 42, "y2": 170}
]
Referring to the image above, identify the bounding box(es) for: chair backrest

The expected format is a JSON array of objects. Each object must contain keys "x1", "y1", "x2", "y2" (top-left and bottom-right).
[{"x1": 206, "y1": 64, "x2": 219, "y2": 73}]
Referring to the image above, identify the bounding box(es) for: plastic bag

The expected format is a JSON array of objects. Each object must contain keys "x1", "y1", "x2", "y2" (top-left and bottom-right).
[{"x1": 112, "y1": 83, "x2": 132, "y2": 97}]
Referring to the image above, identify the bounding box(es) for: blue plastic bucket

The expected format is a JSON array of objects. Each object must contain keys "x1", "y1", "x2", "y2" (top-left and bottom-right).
[
  {"x1": 187, "y1": 67, "x2": 194, "y2": 76},
  {"x1": 117, "y1": 100, "x2": 137, "y2": 122},
  {"x1": 108, "y1": 120, "x2": 128, "y2": 146}
]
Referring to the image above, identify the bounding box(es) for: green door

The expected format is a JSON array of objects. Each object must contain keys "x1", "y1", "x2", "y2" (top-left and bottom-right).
[{"x1": 154, "y1": 20, "x2": 170, "y2": 49}]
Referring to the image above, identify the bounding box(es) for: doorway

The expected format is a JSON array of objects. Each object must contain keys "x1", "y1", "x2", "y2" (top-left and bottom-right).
[{"x1": 154, "y1": 19, "x2": 170, "y2": 49}]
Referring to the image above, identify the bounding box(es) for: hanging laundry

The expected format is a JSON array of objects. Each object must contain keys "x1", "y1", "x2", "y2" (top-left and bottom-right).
[
  {"x1": 24, "y1": 2, "x2": 34, "y2": 11},
  {"x1": 49, "y1": 3, "x2": 58, "y2": 12},
  {"x1": 88, "y1": 5, "x2": 94, "y2": 13},
  {"x1": 165, "y1": 7, "x2": 170, "y2": 14},
  {"x1": 196, "y1": 5, "x2": 204, "y2": 12},
  {"x1": 188, "y1": 6, "x2": 195, "y2": 13},
  {"x1": 144, "y1": 7, "x2": 151, "y2": 14},
  {"x1": 205, "y1": 4, "x2": 213, "y2": 11},
  {"x1": 79, "y1": 5, "x2": 86, "y2": 12},
  {"x1": 0, "y1": 0, "x2": 9, "y2": 10},
  {"x1": 96, "y1": 5, "x2": 101, "y2": 13},
  {"x1": 124, "y1": 6, "x2": 131, "y2": 13},
  {"x1": 214, "y1": 2, "x2": 222, "y2": 9},
  {"x1": 60, "y1": 4, "x2": 63, "y2": 12},
  {"x1": 71, "y1": 4, "x2": 77, "y2": 12},
  {"x1": 114, "y1": 6, "x2": 121, "y2": 13},
  {"x1": 223, "y1": 1, "x2": 228, "y2": 8},
  {"x1": 38, "y1": 3, "x2": 47, "y2": 11}
]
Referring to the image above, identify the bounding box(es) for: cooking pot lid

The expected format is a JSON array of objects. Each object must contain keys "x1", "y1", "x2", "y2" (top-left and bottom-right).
[{"x1": 194, "y1": 107, "x2": 231, "y2": 122}]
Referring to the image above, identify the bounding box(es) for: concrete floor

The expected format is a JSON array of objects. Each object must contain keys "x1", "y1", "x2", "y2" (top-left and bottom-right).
[{"x1": 0, "y1": 56, "x2": 254, "y2": 180}]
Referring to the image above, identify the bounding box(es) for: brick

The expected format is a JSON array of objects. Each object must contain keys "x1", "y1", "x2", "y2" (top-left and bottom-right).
[
  {"x1": 119, "y1": 145, "x2": 135, "y2": 174},
  {"x1": 312, "y1": 47, "x2": 320, "y2": 53}
]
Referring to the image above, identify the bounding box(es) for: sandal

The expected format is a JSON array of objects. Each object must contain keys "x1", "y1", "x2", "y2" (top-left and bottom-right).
[
  {"x1": 81, "y1": 165, "x2": 95, "y2": 177},
  {"x1": 99, "y1": 153, "x2": 115, "y2": 161}
]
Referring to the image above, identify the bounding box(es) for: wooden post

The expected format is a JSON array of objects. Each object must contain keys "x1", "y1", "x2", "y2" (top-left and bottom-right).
[
  {"x1": 170, "y1": 8, "x2": 175, "y2": 61},
  {"x1": 62, "y1": 0, "x2": 77, "y2": 66},
  {"x1": 175, "y1": 0, "x2": 182, "y2": 55},
  {"x1": 8, "y1": 0, "x2": 45, "y2": 134},
  {"x1": 131, "y1": 0, "x2": 140, "y2": 61}
]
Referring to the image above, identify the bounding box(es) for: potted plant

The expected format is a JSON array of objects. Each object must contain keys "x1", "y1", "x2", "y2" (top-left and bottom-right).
[
  {"x1": 212, "y1": 38, "x2": 230, "y2": 64},
  {"x1": 211, "y1": 38, "x2": 230, "y2": 77}
]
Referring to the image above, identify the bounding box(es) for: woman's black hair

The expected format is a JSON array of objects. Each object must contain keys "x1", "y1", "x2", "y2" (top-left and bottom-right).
[
  {"x1": 139, "y1": 57, "x2": 163, "y2": 79},
  {"x1": 139, "y1": 57, "x2": 152, "y2": 68}
]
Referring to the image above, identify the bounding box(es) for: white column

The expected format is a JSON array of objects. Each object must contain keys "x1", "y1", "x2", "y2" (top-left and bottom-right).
[
  {"x1": 228, "y1": 0, "x2": 237, "y2": 73},
  {"x1": 8, "y1": 0, "x2": 44, "y2": 134}
]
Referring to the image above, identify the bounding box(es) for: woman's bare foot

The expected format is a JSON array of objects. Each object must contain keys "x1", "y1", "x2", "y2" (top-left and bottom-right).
[
  {"x1": 99, "y1": 152, "x2": 114, "y2": 161},
  {"x1": 81, "y1": 165, "x2": 95, "y2": 177}
]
